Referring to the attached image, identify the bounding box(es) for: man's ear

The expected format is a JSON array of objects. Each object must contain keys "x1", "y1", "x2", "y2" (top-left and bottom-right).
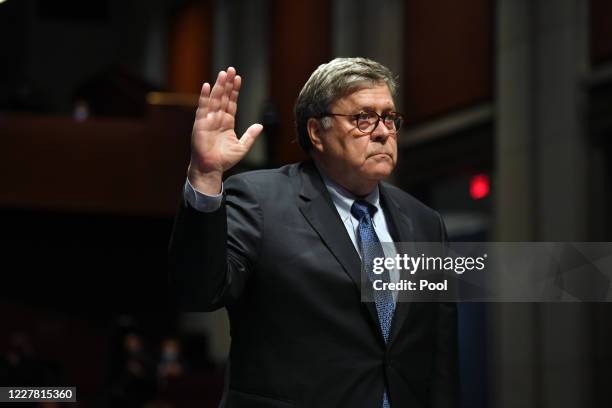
[{"x1": 307, "y1": 118, "x2": 324, "y2": 152}]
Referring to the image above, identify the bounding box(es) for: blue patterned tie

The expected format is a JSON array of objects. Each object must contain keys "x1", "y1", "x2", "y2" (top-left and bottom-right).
[{"x1": 351, "y1": 200, "x2": 395, "y2": 408}]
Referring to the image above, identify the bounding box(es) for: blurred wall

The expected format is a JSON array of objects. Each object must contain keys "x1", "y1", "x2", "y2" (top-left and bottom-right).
[{"x1": 1, "y1": 0, "x2": 612, "y2": 407}]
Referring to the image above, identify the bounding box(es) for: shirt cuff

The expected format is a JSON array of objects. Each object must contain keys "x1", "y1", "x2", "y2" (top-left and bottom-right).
[{"x1": 183, "y1": 178, "x2": 224, "y2": 212}]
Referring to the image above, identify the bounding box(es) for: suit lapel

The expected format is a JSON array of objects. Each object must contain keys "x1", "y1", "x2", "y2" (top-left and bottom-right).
[{"x1": 297, "y1": 162, "x2": 383, "y2": 341}]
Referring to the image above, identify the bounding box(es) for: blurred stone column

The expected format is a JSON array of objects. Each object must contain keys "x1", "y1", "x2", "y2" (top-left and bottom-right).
[
  {"x1": 493, "y1": 2, "x2": 539, "y2": 405},
  {"x1": 533, "y1": 0, "x2": 592, "y2": 407},
  {"x1": 534, "y1": 0, "x2": 589, "y2": 243},
  {"x1": 493, "y1": 1, "x2": 592, "y2": 408},
  {"x1": 333, "y1": 0, "x2": 404, "y2": 93},
  {"x1": 142, "y1": 0, "x2": 168, "y2": 86},
  {"x1": 213, "y1": 0, "x2": 270, "y2": 167}
]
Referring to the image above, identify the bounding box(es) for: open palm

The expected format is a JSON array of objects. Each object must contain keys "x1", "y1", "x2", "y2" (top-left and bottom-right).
[{"x1": 188, "y1": 67, "x2": 263, "y2": 191}]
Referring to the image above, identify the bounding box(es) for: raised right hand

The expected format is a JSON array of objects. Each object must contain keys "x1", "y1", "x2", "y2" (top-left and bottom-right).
[{"x1": 187, "y1": 67, "x2": 263, "y2": 194}]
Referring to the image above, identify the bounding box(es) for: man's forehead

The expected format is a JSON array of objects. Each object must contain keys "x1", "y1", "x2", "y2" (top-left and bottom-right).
[{"x1": 333, "y1": 84, "x2": 395, "y2": 108}]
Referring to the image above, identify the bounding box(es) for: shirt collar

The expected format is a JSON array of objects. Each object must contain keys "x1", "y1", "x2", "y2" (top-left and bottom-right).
[{"x1": 314, "y1": 162, "x2": 381, "y2": 223}]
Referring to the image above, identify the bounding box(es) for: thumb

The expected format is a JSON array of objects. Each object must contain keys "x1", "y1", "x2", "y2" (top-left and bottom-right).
[{"x1": 239, "y1": 123, "x2": 264, "y2": 152}]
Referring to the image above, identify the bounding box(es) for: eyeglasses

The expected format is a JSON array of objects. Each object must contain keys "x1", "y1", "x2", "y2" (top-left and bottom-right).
[{"x1": 321, "y1": 110, "x2": 404, "y2": 134}]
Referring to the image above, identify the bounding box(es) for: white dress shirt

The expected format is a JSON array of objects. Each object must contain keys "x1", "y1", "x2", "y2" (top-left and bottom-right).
[{"x1": 316, "y1": 169, "x2": 400, "y2": 298}]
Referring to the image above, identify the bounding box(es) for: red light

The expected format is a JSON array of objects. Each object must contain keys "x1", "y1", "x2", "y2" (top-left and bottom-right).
[{"x1": 470, "y1": 174, "x2": 490, "y2": 200}]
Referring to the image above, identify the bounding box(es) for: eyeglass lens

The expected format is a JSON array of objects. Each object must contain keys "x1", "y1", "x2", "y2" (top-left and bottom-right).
[{"x1": 357, "y1": 112, "x2": 403, "y2": 133}]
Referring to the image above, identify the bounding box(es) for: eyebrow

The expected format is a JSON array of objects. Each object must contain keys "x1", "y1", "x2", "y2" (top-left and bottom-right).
[{"x1": 359, "y1": 106, "x2": 396, "y2": 113}]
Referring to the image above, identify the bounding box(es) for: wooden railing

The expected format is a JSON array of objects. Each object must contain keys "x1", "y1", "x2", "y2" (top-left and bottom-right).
[{"x1": 0, "y1": 105, "x2": 194, "y2": 216}]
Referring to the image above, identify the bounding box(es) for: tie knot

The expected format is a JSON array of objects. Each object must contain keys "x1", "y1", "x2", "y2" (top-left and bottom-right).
[{"x1": 351, "y1": 199, "x2": 377, "y2": 221}]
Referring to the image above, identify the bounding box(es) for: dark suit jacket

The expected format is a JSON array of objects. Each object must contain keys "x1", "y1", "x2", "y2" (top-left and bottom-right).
[{"x1": 169, "y1": 161, "x2": 459, "y2": 408}]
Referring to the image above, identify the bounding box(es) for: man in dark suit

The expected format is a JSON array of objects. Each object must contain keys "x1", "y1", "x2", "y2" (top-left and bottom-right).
[{"x1": 169, "y1": 58, "x2": 459, "y2": 407}]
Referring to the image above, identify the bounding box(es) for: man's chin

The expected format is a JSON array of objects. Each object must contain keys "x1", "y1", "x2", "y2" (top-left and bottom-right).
[{"x1": 363, "y1": 162, "x2": 395, "y2": 180}]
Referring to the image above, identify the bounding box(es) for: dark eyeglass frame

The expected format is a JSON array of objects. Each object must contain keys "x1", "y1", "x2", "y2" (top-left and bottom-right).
[{"x1": 320, "y1": 110, "x2": 405, "y2": 134}]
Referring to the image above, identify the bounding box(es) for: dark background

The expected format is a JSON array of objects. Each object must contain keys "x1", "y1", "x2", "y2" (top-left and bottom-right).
[{"x1": 1, "y1": 0, "x2": 612, "y2": 407}]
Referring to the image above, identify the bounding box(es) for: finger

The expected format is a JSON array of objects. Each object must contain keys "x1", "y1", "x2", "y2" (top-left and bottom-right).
[
  {"x1": 226, "y1": 66, "x2": 236, "y2": 83},
  {"x1": 239, "y1": 123, "x2": 264, "y2": 152},
  {"x1": 227, "y1": 75, "x2": 241, "y2": 117},
  {"x1": 220, "y1": 67, "x2": 236, "y2": 113},
  {"x1": 208, "y1": 70, "x2": 227, "y2": 112},
  {"x1": 195, "y1": 82, "x2": 211, "y2": 119}
]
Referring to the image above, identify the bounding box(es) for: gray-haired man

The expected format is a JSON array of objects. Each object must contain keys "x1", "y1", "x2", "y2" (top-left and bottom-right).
[{"x1": 170, "y1": 57, "x2": 459, "y2": 408}]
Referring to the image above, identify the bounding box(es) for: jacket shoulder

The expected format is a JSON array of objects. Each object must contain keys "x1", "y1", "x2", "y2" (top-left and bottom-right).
[
  {"x1": 381, "y1": 181, "x2": 441, "y2": 219},
  {"x1": 226, "y1": 163, "x2": 300, "y2": 185},
  {"x1": 381, "y1": 181, "x2": 447, "y2": 241}
]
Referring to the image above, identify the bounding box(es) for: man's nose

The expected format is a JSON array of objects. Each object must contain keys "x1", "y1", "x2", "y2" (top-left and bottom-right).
[{"x1": 370, "y1": 119, "x2": 390, "y2": 142}]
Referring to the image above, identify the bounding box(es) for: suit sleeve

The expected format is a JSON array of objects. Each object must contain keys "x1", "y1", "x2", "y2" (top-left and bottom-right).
[
  {"x1": 431, "y1": 212, "x2": 460, "y2": 408},
  {"x1": 168, "y1": 175, "x2": 263, "y2": 311}
]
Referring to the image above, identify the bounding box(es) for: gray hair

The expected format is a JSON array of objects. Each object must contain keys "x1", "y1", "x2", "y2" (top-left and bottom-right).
[{"x1": 293, "y1": 57, "x2": 398, "y2": 152}]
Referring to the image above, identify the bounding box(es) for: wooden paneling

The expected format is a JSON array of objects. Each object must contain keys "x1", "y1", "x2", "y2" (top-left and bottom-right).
[
  {"x1": 403, "y1": 0, "x2": 493, "y2": 125},
  {"x1": 0, "y1": 109, "x2": 192, "y2": 215},
  {"x1": 591, "y1": 0, "x2": 612, "y2": 66},
  {"x1": 167, "y1": 0, "x2": 213, "y2": 93},
  {"x1": 268, "y1": 0, "x2": 331, "y2": 165}
]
